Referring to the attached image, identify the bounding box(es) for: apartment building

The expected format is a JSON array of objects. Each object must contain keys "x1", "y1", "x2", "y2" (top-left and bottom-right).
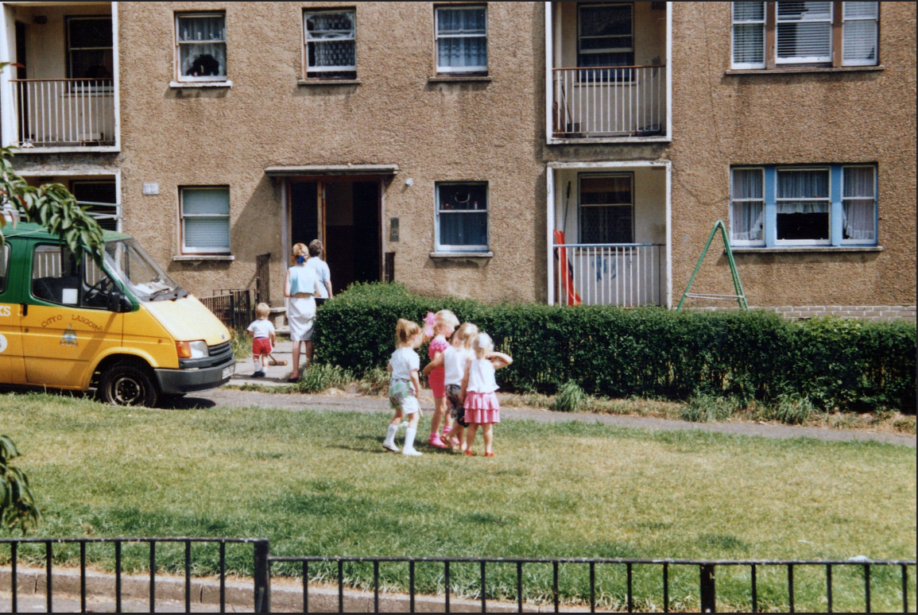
[{"x1": 1, "y1": 2, "x2": 914, "y2": 320}]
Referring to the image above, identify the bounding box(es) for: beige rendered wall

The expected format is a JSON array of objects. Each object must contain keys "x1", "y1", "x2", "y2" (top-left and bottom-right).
[{"x1": 116, "y1": 1, "x2": 545, "y2": 305}]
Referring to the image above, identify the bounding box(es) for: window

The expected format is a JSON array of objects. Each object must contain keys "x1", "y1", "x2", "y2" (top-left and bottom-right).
[
  {"x1": 776, "y1": 168, "x2": 830, "y2": 244},
  {"x1": 730, "y1": 168, "x2": 765, "y2": 245},
  {"x1": 729, "y1": 165, "x2": 878, "y2": 247},
  {"x1": 71, "y1": 181, "x2": 118, "y2": 231},
  {"x1": 305, "y1": 10, "x2": 356, "y2": 78},
  {"x1": 578, "y1": 4, "x2": 634, "y2": 70},
  {"x1": 435, "y1": 6, "x2": 487, "y2": 74},
  {"x1": 579, "y1": 174, "x2": 634, "y2": 244},
  {"x1": 31, "y1": 245, "x2": 79, "y2": 306},
  {"x1": 0, "y1": 245, "x2": 9, "y2": 295},
  {"x1": 731, "y1": 2, "x2": 879, "y2": 69},
  {"x1": 66, "y1": 16, "x2": 113, "y2": 81},
  {"x1": 842, "y1": 166, "x2": 876, "y2": 242},
  {"x1": 435, "y1": 182, "x2": 488, "y2": 252},
  {"x1": 180, "y1": 187, "x2": 231, "y2": 254},
  {"x1": 176, "y1": 13, "x2": 227, "y2": 81}
]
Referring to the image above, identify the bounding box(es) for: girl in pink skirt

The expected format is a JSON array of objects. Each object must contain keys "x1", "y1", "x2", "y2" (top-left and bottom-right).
[{"x1": 461, "y1": 332, "x2": 513, "y2": 457}]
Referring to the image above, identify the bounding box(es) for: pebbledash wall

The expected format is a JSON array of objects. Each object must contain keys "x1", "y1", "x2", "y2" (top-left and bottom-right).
[{"x1": 7, "y1": 2, "x2": 916, "y2": 321}]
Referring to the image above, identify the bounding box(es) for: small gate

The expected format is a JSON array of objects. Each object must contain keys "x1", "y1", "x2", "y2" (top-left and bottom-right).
[{"x1": 199, "y1": 289, "x2": 254, "y2": 331}]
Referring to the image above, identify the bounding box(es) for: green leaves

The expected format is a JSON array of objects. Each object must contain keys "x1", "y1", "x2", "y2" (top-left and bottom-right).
[
  {"x1": 0, "y1": 146, "x2": 106, "y2": 266},
  {"x1": 0, "y1": 435, "x2": 41, "y2": 534},
  {"x1": 315, "y1": 283, "x2": 917, "y2": 412}
]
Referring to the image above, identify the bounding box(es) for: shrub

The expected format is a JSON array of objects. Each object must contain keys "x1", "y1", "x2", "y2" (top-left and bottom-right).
[
  {"x1": 766, "y1": 394, "x2": 816, "y2": 425},
  {"x1": 314, "y1": 283, "x2": 917, "y2": 411},
  {"x1": 296, "y1": 364, "x2": 354, "y2": 393},
  {"x1": 552, "y1": 381, "x2": 586, "y2": 412},
  {"x1": 681, "y1": 392, "x2": 741, "y2": 423}
]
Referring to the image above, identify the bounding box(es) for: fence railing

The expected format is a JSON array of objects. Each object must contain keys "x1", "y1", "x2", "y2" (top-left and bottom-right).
[
  {"x1": 552, "y1": 65, "x2": 666, "y2": 139},
  {"x1": 10, "y1": 79, "x2": 115, "y2": 148},
  {"x1": 199, "y1": 288, "x2": 254, "y2": 331},
  {"x1": 0, "y1": 537, "x2": 270, "y2": 613},
  {"x1": 0, "y1": 539, "x2": 913, "y2": 613},
  {"x1": 268, "y1": 555, "x2": 915, "y2": 614},
  {"x1": 553, "y1": 243, "x2": 665, "y2": 307}
]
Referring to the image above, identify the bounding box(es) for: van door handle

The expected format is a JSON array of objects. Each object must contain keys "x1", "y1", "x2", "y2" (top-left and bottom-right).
[{"x1": 21, "y1": 303, "x2": 27, "y2": 317}]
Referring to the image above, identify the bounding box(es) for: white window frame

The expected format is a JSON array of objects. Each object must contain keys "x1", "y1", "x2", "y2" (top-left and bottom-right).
[
  {"x1": 775, "y1": 167, "x2": 832, "y2": 246},
  {"x1": 434, "y1": 182, "x2": 489, "y2": 253},
  {"x1": 577, "y1": 172, "x2": 635, "y2": 245},
  {"x1": 841, "y1": 165, "x2": 877, "y2": 245},
  {"x1": 842, "y1": 2, "x2": 879, "y2": 67},
  {"x1": 578, "y1": 3, "x2": 635, "y2": 68},
  {"x1": 775, "y1": 2, "x2": 834, "y2": 65},
  {"x1": 304, "y1": 9, "x2": 357, "y2": 76},
  {"x1": 175, "y1": 12, "x2": 227, "y2": 83},
  {"x1": 731, "y1": 2, "x2": 766, "y2": 69},
  {"x1": 729, "y1": 167, "x2": 766, "y2": 247},
  {"x1": 435, "y1": 5, "x2": 488, "y2": 75},
  {"x1": 180, "y1": 186, "x2": 231, "y2": 255}
]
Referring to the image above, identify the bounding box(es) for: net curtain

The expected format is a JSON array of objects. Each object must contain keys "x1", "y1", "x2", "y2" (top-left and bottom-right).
[
  {"x1": 179, "y1": 16, "x2": 227, "y2": 77},
  {"x1": 777, "y1": 170, "x2": 829, "y2": 214},
  {"x1": 437, "y1": 8, "x2": 487, "y2": 69},
  {"x1": 731, "y1": 170, "x2": 764, "y2": 241},
  {"x1": 843, "y1": 167, "x2": 876, "y2": 240}
]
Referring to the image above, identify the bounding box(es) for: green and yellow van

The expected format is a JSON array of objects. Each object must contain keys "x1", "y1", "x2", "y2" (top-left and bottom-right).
[{"x1": 0, "y1": 222, "x2": 235, "y2": 406}]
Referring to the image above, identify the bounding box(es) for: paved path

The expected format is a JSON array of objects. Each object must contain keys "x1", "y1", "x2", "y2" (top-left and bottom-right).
[{"x1": 197, "y1": 348, "x2": 918, "y2": 447}]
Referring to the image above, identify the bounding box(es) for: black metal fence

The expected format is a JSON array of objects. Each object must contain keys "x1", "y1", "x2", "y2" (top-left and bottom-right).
[
  {"x1": 199, "y1": 289, "x2": 255, "y2": 331},
  {"x1": 0, "y1": 539, "x2": 913, "y2": 613},
  {"x1": 267, "y1": 556, "x2": 916, "y2": 614},
  {"x1": 0, "y1": 537, "x2": 270, "y2": 613}
]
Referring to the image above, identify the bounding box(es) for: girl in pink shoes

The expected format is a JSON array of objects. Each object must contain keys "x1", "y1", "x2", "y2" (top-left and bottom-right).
[
  {"x1": 461, "y1": 332, "x2": 513, "y2": 457},
  {"x1": 383, "y1": 319, "x2": 425, "y2": 457},
  {"x1": 421, "y1": 310, "x2": 459, "y2": 449},
  {"x1": 441, "y1": 322, "x2": 479, "y2": 452}
]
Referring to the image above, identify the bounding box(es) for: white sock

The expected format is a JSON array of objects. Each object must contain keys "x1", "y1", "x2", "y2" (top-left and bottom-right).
[
  {"x1": 404, "y1": 427, "x2": 418, "y2": 451},
  {"x1": 384, "y1": 424, "x2": 398, "y2": 446}
]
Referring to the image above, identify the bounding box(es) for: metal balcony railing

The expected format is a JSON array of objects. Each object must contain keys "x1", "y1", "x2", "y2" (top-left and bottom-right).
[
  {"x1": 11, "y1": 79, "x2": 115, "y2": 148},
  {"x1": 552, "y1": 65, "x2": 666, "y2": 139},
  {"x1": 554, "y1": 243, "x2": 665, "y2": 307}
]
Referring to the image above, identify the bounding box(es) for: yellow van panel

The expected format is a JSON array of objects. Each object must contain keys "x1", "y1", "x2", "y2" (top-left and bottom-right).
[
  {"x1": 122, "y1": 308, "x2": 181, "y2": 369},
  {"x1": 137, "y1": 296, "x2": 231, "y2": 347},
  {"x1": 0, "y1": 302, "x2": 24, "y2": 384}
]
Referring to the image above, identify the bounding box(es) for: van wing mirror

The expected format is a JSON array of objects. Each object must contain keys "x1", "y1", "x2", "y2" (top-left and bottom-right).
[{"x1": 108, "y1": 289, "x2": 132, "y2": 313}]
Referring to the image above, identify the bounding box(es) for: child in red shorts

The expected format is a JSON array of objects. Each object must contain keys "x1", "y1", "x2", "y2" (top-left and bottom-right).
[{"x1": 247, "y1": 303, "x2": 276, "y2": 378}]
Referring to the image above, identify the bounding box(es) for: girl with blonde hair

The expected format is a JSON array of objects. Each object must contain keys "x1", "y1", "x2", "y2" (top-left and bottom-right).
[
  {"x1": 461, "y1": 332, "x2": 512, "y2": 457},
  {"x1": 383, "y1": 319, "x2": 425, "y2": 456}
]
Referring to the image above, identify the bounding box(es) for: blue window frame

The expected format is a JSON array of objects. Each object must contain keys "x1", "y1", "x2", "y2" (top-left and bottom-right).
[{"x1": 730, "y1": 164, "x2": 878, "y2": 248}]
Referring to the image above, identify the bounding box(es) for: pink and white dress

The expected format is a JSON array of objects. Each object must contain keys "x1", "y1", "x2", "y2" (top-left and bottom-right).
[{"x1": 464, "y1": 357, "x2": 500, "y2": 424}]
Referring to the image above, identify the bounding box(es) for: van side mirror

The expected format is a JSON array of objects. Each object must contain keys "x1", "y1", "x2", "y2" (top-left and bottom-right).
[{"x1": 108, "y1": 290, "x2": 132, "y2": 313}]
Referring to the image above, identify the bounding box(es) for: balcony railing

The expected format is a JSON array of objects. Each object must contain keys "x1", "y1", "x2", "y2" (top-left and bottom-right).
[
  {"x1": 552, "y1": 65, "x2": 666, "y2": 139},
  {"x1": 11, "y1": 79, "x2": 115, "y2": 148},
  {"x1": 554, "y1": 243, "x2": 665, "y2": 307}
]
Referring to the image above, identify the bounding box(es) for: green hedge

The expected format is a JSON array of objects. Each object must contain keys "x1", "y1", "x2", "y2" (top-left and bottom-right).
[{"x1": 314, "y1": 283, "x2": 917, "y2": 412}]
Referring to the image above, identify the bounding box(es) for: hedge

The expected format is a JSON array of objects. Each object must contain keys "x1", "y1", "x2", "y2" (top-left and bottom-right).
[{"x1": 313, "y1": 283, "x2": 917, "y2": 412}]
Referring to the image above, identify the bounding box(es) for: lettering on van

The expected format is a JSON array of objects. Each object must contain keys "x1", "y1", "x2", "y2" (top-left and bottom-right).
[
  {"x1": 0, "y1": 305, "x2": 11, "y2": 318},
  {"x1": 42, "y1": 314, "x2": 63, "y2": 328},
  {"x1": 72, "y1": 314, "x2": 100, "y2": 331}
]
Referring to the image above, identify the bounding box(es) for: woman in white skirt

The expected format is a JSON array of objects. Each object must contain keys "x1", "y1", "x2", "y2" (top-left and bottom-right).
[{"x1": 285, "y1": 243, "x2": 322, "y2": 382}]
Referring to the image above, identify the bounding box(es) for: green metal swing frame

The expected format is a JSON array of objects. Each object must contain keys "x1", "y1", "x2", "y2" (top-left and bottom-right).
[{"x1": 676, "y1": 220, "x2": 748, "y2": 311}]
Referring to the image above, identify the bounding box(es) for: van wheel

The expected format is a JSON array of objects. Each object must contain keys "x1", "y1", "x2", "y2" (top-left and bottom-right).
[{"x1": 100, "y1": 364, "x2": 159, "y2": 407}]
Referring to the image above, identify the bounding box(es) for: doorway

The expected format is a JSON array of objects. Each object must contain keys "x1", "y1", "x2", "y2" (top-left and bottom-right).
[{"x1": 289, "y1": 178, "x2": 381, "y2": 292}]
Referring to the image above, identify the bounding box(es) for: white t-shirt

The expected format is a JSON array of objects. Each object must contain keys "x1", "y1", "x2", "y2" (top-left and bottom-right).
[
  {"x1": 247, "y1": 319, "x2": 275, "y2": 339},
  {"x1": 306, "y1": 257, "x2": 331, "y2": 299},
  {"x1": 443, "y1": 346, "x2": 470, "y2": 387},
  {"x1": 389, "y1": 347, "x2": 420, "y2": 381},
  {"x1": 467, "y1": 357, "x2": 499, "y2": 394}
]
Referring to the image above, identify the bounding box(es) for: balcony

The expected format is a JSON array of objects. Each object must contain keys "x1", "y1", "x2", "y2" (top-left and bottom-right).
[
  {"x1": 11, "y1": 79, "x2": 115, "y2": 148},
  {"x1": 0, "y1": 2, "x2": 118, "y2": 152},
  {"x1": 546, "y1": 2, "x2": 671, "y2": 144},
  {"x1": 547, "y1": 162, "x2": 671, "y2": 307}
]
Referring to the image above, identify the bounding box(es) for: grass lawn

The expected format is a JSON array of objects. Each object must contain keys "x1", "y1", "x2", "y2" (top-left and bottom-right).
[{"x1": 1, "y1": 392, "x2": 915, "y2": 612}]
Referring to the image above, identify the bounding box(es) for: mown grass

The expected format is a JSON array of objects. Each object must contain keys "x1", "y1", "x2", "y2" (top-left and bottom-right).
[{"x1": 0, "y1": 392, "x2": 914, "y2": 611}]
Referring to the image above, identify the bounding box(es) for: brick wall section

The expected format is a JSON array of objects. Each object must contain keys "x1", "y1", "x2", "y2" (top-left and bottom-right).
[{"x1": 690, "y1": 305, "x2": 917, "y2": 323}]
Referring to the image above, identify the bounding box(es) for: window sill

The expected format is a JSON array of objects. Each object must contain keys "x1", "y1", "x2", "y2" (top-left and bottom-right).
[
  {"x1": 169, "y1": 80, "x2": 233, "y2": 89},
  {"x1": 428, "y1": 75, "x2": 492, "y2": 83},
  {"x1": 429, "y1": 251, "x2": 493, "y2": 259},
  {"x1": 725, "y1": 65, "x2": 884, "y2": 76},
  {"x1": 173, "y1": 255, "x2": 236, "y2": 262},
  {"x1": 297, "y1": 78, "x2": 361, "y2": 86},
  {"x1": 730, "y1": 246, "x2": 883, "y2": 254}
]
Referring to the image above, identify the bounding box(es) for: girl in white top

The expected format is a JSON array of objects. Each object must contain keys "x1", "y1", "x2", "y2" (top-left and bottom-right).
[
  {"x1": 461, "y1": 332, "x2": 513, "y2": 457},
  {"x1": 383, "y1": 319, "x2": 425, "y2": 456},
  {"x1": 438, "y1": 323, "x2": 478, "y2": 452}
]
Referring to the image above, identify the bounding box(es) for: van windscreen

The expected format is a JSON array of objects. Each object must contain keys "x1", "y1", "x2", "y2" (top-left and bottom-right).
[{"x1": 104, "y1": 239, "x2": 186, "y2": 302}]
